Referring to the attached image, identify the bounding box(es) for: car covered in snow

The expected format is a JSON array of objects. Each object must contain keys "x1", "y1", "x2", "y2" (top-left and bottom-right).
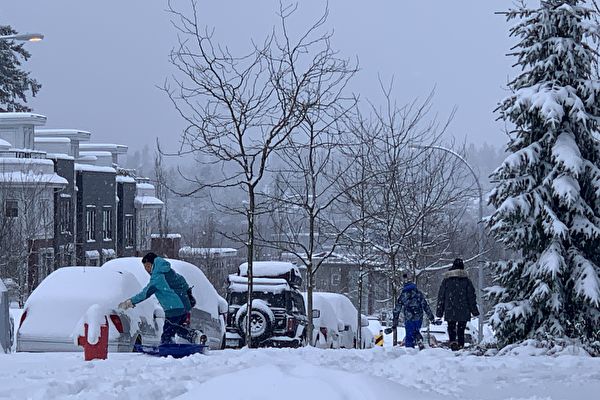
[
  {"x1": 312, "y1": 292, "x2": 371, "y2": 348},
  {"x1": 225, "y1": 261, "x2": 307, "y2": 348},
  {"x1": 17, "y1": 267, "x2": 161, "y2": 352},
  {"x1": 303, "y1": 292, "x2": 342, "y2": 348},
  {"x1": 102, "y1": 257, "x2": 228, "y2": 350}
]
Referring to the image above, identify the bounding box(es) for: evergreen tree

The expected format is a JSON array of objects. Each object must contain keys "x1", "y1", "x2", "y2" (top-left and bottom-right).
[
  {"x1": 0, "y1": 25, "x2": 41, "y2": 112},
  {"x1": 488, "y1": 0, "x2": 600, "y2": 349}
]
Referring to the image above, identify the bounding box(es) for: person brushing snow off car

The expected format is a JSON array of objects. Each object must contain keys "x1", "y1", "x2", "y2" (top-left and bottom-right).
[
  {"x1": 391, "y1": 273, "x2": 437, "y2": 349},
  {"x1": 118, "y1": 252, "x2": 202, "y2": 345},
  {"x1": 436, "y1": 258, "x2": 480, "y2": 351}
]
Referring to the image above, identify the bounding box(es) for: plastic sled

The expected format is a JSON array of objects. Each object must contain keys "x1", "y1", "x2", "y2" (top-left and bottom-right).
[{"x1": 134, "y1": 343, "x2": 208, "y2": 358}]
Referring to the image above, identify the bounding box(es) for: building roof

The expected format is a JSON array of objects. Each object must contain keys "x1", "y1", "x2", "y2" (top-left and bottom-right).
[
  {"x1": 179, "y1": 246, "x2": 237, "y2": 257},
  {"x1": 0, "y1": 113, "x2": 47, "y2": 126},
  {"x1": 79, "y1": 143, "x2": 128, "y2": 154},
  {"x1": 74, "y1": 163, "x2": 116, "y2": 173},
  {"x1": 35, "y1": 129, "x2": 91, "y2": 142}
]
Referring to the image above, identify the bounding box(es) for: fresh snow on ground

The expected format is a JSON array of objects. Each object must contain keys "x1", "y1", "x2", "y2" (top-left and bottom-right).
[{"x1": 1, "y1": 346, "x2": 598, "y2": 400}]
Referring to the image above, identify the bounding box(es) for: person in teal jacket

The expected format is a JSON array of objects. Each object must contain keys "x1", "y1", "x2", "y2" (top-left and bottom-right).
[{"x1": 119, "y1": 252, "x2": 199, "y2": 344}]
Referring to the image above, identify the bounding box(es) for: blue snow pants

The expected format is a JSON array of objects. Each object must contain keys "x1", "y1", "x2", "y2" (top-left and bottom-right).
[{"x1": 404, "y1": 319, "x2": 422, "y2": 348}]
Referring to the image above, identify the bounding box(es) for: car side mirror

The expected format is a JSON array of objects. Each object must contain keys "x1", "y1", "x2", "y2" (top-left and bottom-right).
[{"x1": 312, "y1": 309, "x2": 320, "y2": 319}]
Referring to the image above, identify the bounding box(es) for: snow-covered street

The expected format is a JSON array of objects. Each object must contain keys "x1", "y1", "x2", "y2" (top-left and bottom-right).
[{"x1": 1, "y1": 346, "x2": 598, "y2": 400}]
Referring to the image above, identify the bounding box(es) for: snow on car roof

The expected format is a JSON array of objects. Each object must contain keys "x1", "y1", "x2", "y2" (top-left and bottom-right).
[
  {"x1": 302, "y1": 292, "x2": 339, "y2": 331},
  {"x1": 20, "y1": 267, "x2": 142, "y2": 338},
  {"x1": 238, "y1": 261, "x2": 300, "y2": 278},
  {"x1": 102, "y1": 257, "x2": 225, "y2": 320}
]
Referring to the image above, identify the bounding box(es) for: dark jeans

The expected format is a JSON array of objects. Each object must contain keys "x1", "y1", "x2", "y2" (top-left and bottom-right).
[
  {"x1": 404, "y1": 320, "x2": 423, "y2": 348},
  {"x1": 447, "y1": 320, "x2": 467, "y2": 346},
  {"x1": 161, "y1": 314, "x2": 195, "y2": 344}
]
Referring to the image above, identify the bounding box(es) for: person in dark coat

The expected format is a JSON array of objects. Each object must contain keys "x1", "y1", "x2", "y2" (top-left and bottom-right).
[
  {"x1": 436, "y1": 258, "x2": 479, "y2": 350},
  {"x1": 393, "y1": 273, "x2": 435, "y2": 348},
  {"x1": 119, "y1": 252, "x2": 200, "y2": 344}
]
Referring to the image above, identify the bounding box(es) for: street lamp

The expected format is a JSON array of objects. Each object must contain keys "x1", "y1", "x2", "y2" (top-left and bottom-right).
[
  {"x1": 411, "y1": 144, "x2": 485, "y2": 344},
  {"x1": 0, "y1": 33, "x2": 44, "y2": 42}
]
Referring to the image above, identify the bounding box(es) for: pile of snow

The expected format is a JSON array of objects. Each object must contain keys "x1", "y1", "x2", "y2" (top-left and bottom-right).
[
  {"x1": 496, "y1": 338, "x2": 593, "y2": 357},
  {"x1": 238, "y1": 261, "x2": 299, "y2": 278}
]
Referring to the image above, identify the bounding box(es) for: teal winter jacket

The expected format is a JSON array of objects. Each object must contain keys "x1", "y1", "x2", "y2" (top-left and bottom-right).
[{"x1": 130, "y1": 257, "x2": 192, "y2": 317}]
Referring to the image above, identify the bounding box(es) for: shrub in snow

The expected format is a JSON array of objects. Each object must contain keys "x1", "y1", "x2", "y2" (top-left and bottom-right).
[{"x1": 488, "y1": 0, "x2": 600, "y2": 352}]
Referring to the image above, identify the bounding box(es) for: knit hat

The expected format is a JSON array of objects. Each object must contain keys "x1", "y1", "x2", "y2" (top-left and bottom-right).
[{"x1": 450, "y1": 258, "x2": 464, "y2": 270}]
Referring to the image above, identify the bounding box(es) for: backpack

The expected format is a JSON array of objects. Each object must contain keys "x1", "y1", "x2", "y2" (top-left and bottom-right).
[{"x1": 187, "y1": 286, "x2": 197, "y2": 308}]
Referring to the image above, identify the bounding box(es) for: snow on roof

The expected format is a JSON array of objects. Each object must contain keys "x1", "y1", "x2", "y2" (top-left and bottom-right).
[
  {"x1": 85, "y1": 250, "x2": 100, "y2": 259},
  {"x1": 102, "y1": 249, "x2": 116, "y2": 257},
  {"x1": 116, "y1": 175, "x2": 136, "y2": 184},
  {"x1": 150, "y1": 233, "x2": 182, "y2": 239},
  {"x1": 102, "y1": 257, "x2": 225, "y2": 320},
  {"x1": 74, "y1": 163, "x2": 116, "y2": 174},
  {"x1": 238, "y1": 261, "x2": 300, "y2": 278},
  {"x1": 0, "y1": 171, "x2": 68, "y2": 186},
  {"x1": 45, "y1": 153, "x2": 75, "y2": 161},
  {"x1": 0, "y1": 112, "x2": 47, "y2": 126},
  {"x1": 228, "y1": 274, "x2": 290, "y2": 294},
  {"x1": 136, "y1": 182, "x2": 155, "y2": 190},
  {"x1": 79, "y1": 150, "x2": 112, "y2": 158},
  {"x1": 0, "y1": 158, "x2": 68, "y2": 187},
  {"x1": 0, "y1": 139, "x2": 11, "y2": 149},
  {"x1": 79, "y1": 143, "x2": 128, "y2": 154},
  {"x1": 179, "y1": 246, "x2": 237, "y2": 258},
  {"x1": 35, "y1": 129, "x2": 91, "y2": 141},
  {"x1": 134, "y1": 195, "x2": 164, "y2": 208}
]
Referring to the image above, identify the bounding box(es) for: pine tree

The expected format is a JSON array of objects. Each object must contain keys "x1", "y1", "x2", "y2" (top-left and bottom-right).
[
  {"x1": 488, "y1": 0, "x2": 600, "y2": 349},
  {"x1": 0, "y1": 25, "x2": 41, "y2": 112}
]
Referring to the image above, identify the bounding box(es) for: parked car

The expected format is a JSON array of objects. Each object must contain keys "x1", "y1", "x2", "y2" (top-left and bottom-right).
[
  {"x1": 102, "y1": 257, "x2": 228, "y2": 350},
  {"x1": 225, "y1": 261, "x2": 307, "y2": 348},
  {"x1": 17, "y1": 267, "x2": 161, "y2": 352},
  {"x1": 311, "y1": 292, "x2": 370, "y2": 349},
  {"x1": 303, "y1": 292, "x2": 342, "y2": 348}
]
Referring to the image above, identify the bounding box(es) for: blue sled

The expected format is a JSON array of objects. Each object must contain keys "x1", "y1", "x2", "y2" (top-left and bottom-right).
[{"x1": 134, "y1": 343, "x2": 208, "y2": 358}]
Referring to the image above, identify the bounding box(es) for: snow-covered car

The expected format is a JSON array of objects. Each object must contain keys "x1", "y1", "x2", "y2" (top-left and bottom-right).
[
  {"x1": 226, "y1": 261, "x2": 307, "y2": 348},
  {"x1": 102, "y1": 257, "x2": 228, "y2": 350},
  {"x1": 303, "y1": 292, "x2": 342, "y2": 348},
  {"x1": 311, "y1": 292, "x2": 369, "y2": 349},
  {"x1": 360, "y1": 315, "x2": 374, "y2": 348},
  {"x1": 17, "y1": 267, "x2": 161, "y2": 352}
]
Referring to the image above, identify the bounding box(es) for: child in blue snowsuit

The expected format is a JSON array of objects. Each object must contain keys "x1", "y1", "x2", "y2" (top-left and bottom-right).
[{"x1": 392, "y1": 274, "x2": 435, "y2": 348}]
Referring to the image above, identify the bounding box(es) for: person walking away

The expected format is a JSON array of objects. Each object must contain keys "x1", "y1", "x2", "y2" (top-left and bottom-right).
[
  {"x1": 119, "y1": 252, "x2": 200, "y2": 344},
  {"x1": 436, "y1": 258, "x2": 479, "y2": 350},
  {"x1": 392, "y1": 273, "x2": 436, "y2": 349}
]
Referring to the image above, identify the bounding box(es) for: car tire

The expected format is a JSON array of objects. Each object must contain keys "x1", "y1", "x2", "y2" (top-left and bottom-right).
[{"x1": 237, "y1": 308, "x2": 272, "y2": 343}]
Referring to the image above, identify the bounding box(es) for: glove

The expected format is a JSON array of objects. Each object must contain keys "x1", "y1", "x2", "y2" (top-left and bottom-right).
[
  {"x1": 118, "y1": 299, "x2": 134, "y2": 310},
  {"x1": 433, "y1": 319, "x2": 443, "y2": 325}
]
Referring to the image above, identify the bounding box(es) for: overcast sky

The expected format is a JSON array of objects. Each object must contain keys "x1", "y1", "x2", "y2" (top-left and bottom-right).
[{"x1": 2, "y1": 0, "x2": 513, "y2": 154}]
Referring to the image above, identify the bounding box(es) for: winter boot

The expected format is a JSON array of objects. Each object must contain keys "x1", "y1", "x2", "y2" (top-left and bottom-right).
[{"x1": 449, "y1": 341, "x2": 460, "y2": 351}]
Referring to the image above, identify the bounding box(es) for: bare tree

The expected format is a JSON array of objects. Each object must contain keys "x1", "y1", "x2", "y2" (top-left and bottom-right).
[{"x1": 163, "y1": 0, "x2": 352, "y2": 347}]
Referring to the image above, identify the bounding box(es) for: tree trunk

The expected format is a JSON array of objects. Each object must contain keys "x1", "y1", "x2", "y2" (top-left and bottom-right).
[
  {"x1": 307, "y1": 267, "x2": 314, "y2": 346},
  {"x1": 391, "y1": 252, "x2": 398, "y2": 346},
  {"x1": 245, "y1": 188, "x2": 255, "y2": 348},
  {"x1": 357, "y1": 266, "x2": 363, "y2": 349}
]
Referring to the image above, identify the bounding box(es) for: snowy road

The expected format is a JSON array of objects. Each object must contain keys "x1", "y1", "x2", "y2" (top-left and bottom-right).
[{"x1": 1, "y1": 347, "x2": 598, "y2": 400}]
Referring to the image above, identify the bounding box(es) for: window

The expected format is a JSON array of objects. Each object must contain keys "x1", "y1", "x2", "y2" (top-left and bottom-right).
[
  {"x1": 331, "y1": 273, "x2": 341, "y2": 286},
  {"x1": 4, "y1": 199, "x2": 18, "y2": 218},
  {"x1": 102, "y1": 208, "x2": 113, "y2": 240},
  {"x1": 86, "y1": 207, "x2": 96, "y2": 241},
  {"x1": 125, "y1": 216, "x2": 134, "y2": 248},
  {"x1": 59, "y1": 200, "x2": 72, "y2": 234}
]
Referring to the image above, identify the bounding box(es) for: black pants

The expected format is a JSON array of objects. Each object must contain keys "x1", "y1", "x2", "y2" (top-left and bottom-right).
[
  {"x1": 161, "y1": 314, "x2": 195, "y2": 344},
  {"x1": 447, "y1": 320, "x2": 467, "y2": 346}
]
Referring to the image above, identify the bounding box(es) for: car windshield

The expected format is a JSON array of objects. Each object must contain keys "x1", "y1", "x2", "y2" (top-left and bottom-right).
[{"x1": 229, "y1": 291, "x2": 286, "y2": 309}]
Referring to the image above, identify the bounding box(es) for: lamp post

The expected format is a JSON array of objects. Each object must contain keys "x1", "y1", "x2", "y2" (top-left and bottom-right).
[
  {"x1": 411, "y1": 144, "x2": 485, "y2": 343},
  {"x1": 0, "y1": 33, "x2": 44, "y2": 42}
]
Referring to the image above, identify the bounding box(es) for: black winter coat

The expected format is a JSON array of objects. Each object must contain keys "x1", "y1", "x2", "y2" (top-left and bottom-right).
[{"x1": 436, "y1": 269, "x2": 479, "y2": 322}]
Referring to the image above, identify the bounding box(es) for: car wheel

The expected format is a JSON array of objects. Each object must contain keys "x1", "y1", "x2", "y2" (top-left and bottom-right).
[{"x1": 237, "y1": 308, "x2": 273, "y2": 343}]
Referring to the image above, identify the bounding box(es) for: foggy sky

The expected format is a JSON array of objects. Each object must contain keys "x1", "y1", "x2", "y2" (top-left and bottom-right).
[{"x1": 2, "y1": 0, "x2": 513, "y2": 154}]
